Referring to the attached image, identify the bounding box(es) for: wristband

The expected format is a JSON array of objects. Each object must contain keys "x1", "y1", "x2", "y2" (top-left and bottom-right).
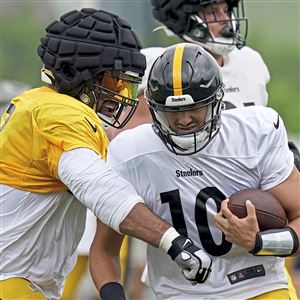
[
  {"x1": 99, "y1": 282, "x2": 125, "y2": 300},
  {"x1": 249, "y1": 227, "x2": 299, "y2": 257},
  {"x1": 159, "y1": 227, "x2": 180, "y2": 252}
]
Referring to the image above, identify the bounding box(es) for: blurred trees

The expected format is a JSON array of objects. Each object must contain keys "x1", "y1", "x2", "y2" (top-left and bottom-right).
[
  {"x1": 246, "y1": 1, "x2": 300, "y2": 133},
  {"x1": 1, "y1": 3, "x2": 51, "y2": 87}
]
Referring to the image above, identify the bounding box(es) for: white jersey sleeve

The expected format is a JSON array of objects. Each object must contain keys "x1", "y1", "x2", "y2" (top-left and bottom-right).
[
  {"x1": 255, "y1": 108, "x2": 294, "y2": 189},
  {"x1": 58, "y1": 147, "x2": 144, "y2": 233}
]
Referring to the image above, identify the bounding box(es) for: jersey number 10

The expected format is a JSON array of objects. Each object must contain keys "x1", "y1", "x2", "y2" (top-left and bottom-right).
[{"x1": 161, "y1": 186, "x2": 233, "y2": 257}]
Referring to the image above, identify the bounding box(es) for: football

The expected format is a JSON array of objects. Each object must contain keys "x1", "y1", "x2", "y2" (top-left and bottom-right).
[{"x1": 228, "y1": 188, "x2": 287, "y2": 231}]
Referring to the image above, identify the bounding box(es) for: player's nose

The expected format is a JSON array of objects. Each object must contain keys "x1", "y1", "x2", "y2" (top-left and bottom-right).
[{"x1": 177, "y1": 112, "x2": 194, "y2": 125}]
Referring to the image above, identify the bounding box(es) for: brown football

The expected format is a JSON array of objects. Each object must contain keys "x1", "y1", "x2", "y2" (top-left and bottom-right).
[{"x1": 228, "y1": 188, "x2": 287, "y2": 231}]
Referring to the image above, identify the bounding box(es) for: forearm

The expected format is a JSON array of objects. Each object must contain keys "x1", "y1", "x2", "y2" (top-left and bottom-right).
[
  {"x1": 89, "y1": 244, "x2": 122, "y2": 291},
  {"x1": 119, "y1": 202, "x2": 171, "y2": 247},
  {"x1": 89, "y1": 221, "x2": 127, "y2": 300},
  {"x1": 286, "y1": 217, "x2": 300, "y2": 256},
  {"x1": 120, "y1": 203, "x2": 213, "y2": 284}
]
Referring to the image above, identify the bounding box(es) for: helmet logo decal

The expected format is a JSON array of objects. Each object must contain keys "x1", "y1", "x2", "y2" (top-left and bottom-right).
[
  {"x1": 173, "y1": 43, "x2": 185, "y2": 96},
  {"x1": 166, "y1": 94, "x2": 195, "y2": 107}
]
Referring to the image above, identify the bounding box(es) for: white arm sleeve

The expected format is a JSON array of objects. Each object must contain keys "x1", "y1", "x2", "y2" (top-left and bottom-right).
[{"x1": 58, "y1": 148, "x2": 144, "y2": 233}]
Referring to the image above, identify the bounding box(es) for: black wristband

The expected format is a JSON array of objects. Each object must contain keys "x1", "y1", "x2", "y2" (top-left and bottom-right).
[
  {"x1": 249, "y1": 232, "x2": 262, "y2": 254},
  {"x1": 99, "y1": 282, "x2": 126, "y2": 300}
]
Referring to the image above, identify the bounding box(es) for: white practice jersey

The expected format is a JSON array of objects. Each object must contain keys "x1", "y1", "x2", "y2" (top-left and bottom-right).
[
  {"x1": 107, "y1": 106, "x2": 293, "y2": 300},
  {"x1": 0, "y1": 186, "x2": 85, "y2": 299},
  {"x1": 222, "y1": 46, "x2": 270, "y2": 109},
  {"x1": 0, "y1": 149, "x2": 143, "y2": 299}
]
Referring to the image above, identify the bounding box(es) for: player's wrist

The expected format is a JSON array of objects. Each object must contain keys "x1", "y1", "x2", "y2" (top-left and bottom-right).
[
  {"x1": 164, "y1": 233, "x2": 213, "y2": 284},
  {"x1": 249, "y1": 227, "x2": 299, "y2": 257},
  {"x1": 99, "y1": 282, "x2": 126, "y2": 300},
  {"x1": 159, "y1": 227, "x2": 181, "y2": 253}
]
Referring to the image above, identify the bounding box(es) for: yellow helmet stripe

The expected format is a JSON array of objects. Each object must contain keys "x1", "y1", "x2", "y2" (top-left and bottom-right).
[{"x1": 172, "y1": 43, "x2": 185, "y2": 96}]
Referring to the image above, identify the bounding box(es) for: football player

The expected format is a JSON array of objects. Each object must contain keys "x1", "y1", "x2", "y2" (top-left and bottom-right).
[
  {"x1": 90, "y1": 43, "x2": 300, "y2": 299},
  {"x1": 151, "y1": 1, "x2": 300, "y2": 290},
  {"x1": 151, "y1": 0, "x2": 270, "y2": 109},
  {"x1": 0, "y1": 11, "x2": 212, "y2": 300}
]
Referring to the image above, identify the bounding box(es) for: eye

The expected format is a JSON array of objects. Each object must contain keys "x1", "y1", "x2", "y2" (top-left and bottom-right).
[{"x1": 205, "y1": 9, "x2": 215, "y2": 16}]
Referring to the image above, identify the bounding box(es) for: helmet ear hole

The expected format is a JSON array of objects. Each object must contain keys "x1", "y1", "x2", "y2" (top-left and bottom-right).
[{"x1": 61, "y1": 64, "x2": 75, "y2": 80}]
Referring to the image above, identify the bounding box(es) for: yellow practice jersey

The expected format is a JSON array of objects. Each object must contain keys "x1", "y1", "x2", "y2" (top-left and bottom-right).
[{"x1": 0, "y1": 86, "x2": 109, "y2": 193}]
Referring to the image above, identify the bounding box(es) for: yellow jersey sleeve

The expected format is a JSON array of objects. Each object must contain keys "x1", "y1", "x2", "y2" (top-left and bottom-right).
[{"x1": 0, "y1": 86, "x2": 109, "y2": 193}]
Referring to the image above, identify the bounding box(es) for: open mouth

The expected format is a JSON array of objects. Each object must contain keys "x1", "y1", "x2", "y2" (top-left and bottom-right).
[{"x1": 99, "y1": 100, "x2": 119, "y2": 117}]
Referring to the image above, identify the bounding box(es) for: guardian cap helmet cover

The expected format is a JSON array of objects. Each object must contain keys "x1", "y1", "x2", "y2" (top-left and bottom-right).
[{"x1": 37, "y1": 8, "x2": 146, "y2": 128}]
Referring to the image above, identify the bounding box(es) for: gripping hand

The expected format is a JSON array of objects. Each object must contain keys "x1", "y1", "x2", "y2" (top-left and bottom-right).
[{"x1": 167, "y1": 235, "x2": 212, "y2": 285}]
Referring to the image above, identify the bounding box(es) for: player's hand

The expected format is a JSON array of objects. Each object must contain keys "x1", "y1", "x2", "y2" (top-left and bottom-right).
[
  {"x1": 215, "y1": 199, "x2": 259, "y2": 251},
  {"x1": 167, "y1": 235, "x2": 212, "y2": 285}
]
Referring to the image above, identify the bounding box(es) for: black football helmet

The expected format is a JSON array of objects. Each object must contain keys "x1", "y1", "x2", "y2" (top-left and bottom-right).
[
  {"x1": 152, "y1": 0, "x2": 248, "y2": 55},
  {"x1": 37, "y1": 8, "x2": 146, "y2": 128},
  {"x1": 145, "y1": 43, "x2": 224, "y2": 155}
]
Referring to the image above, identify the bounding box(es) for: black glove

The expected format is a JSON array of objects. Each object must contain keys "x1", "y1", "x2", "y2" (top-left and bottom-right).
[
  {"x1": 167, "y1": 235, "x2": 212, "y2": 285},
  {"x1": 288, "y1": 141, "x2": 300, "y2": 171},
  {"x1": 99, "y1": 282, "x2": 126, "y2": 300}
]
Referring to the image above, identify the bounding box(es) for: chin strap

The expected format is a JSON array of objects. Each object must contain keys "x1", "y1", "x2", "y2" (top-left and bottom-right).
[{"x1": 249, "y1": 227, "x2": 299, "y2": 257}]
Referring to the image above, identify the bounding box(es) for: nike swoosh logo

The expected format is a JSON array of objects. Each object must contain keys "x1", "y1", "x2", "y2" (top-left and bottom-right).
[
  {"x1": 85, "y1": 117, "x2": 97, "y2": 133},
  {"x1": 273, "y1": 114, "x2": 280, "y2": 129}
]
